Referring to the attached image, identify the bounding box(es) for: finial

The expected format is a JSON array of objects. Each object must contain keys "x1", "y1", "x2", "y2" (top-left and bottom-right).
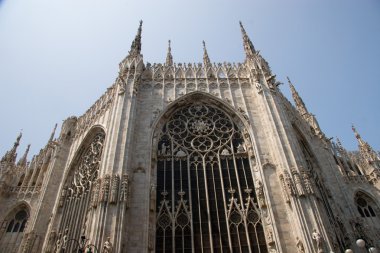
[
  {"x1": 129, "y1": 20, "x2": 143, "y2": 57},
  {"x1": 165, "y1": 40, "x2": 173, "y2": 66},
  {"x1": 49, "y1": 123, "x2": 58, "y2": 142},
  {"x1": 17, "y1": 144, "x2": 31, "y2": 167},
  {"x1": 202, "y1": 40, "x2": 211, "y2": 67},
  {"x1": 239, "y1": 21, "x2": 256, "y2": 58}
]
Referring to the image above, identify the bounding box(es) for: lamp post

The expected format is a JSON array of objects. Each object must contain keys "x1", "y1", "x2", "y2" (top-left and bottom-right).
[{"x1": 345, "y1": 239, "x2": 378, "y2": 253}]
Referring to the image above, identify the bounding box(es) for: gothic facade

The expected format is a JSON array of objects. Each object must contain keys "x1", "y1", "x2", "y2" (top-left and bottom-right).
[{"x1": 0, "y1": 21, "x2": 379, "y2": 253}]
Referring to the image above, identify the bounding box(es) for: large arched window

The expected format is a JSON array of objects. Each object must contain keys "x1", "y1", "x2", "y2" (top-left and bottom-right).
[
  {"x1": 55, "y1": 130, "x2": 105, "y2": 251},
  {"x1": 155, "y1": 102, "x2": 267, "y2": 252},
  {"x1": 0, "y1": 205, "x2": 29, "y2": 252}
]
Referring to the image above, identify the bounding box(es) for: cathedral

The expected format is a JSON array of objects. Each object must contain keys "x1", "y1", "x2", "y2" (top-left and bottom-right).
[{"x1": 0, "y1": 21, "x2": 379, "y2": 253}]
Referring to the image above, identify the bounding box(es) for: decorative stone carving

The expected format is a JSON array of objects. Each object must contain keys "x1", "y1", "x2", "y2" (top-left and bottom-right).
[
  {"x1": 61, "y1": 228, "x2": 68, "y2": 252},
  {"x1": 75, "y1": 88, "x2": 115, "y2": 139},
  {"x1": 110, "y1": 174, "x2": 120, "y2": 204},
  {"x1": 100, "y1": 174, "x2": 110, "y2": 203},
  {"x1": 255, "y1": 179, "x2": 266, "y2": 208},
  {"x1": 292, "y1": 169, "x2": 305, "y2": 196},
  {"x1": 91, "y1": 178, "x2": 101, "y2": 208},
  {"x1": 221, "y1": 148, "x2": 230, "y2": 156},
  {"x1": 301, "y1": 169, "x2": 314, "y2": 195},
  {"x1": 265, "y1": 226, "x2": 275, "y2": 245},
  {"x1": 254, "y1": 81, "x2": 263, "y2": 93},
  {"x1": 279, "y1": 174, "x2": 290, "y2": 203},
  {"x1": 282, "y1": 171, "x2": 295, "y2": 200},
  {"x1": 59, "y1": 187, "x2": 66, "y2": 208},
  {"x1": 119, "y1": 174, "x2": 130, "y2": 205},
  {"x1": 21, "y1": 231, "x2": 34, "y2": 253},
  {"x1": 312, "y1": 229, "x2": 324, "y2": 253},
  {"x1": 55, "y1": 233, "x2": 62, "y2": 253},
  {"x1": 238, "y1": 107, "x2": 250, "y2": 122},
  {"x1": 237, "y1": 142, "x2": 246, "y2": 153},
  {"x1": 102, "y1": 236, "x2": 113, "y2": 253},
  {"x1": 296, "y1": 237, "x2": 305, "y2": 253},
  {"x1": 46, "y1": 230, "x2": 57, "y2": 253}
]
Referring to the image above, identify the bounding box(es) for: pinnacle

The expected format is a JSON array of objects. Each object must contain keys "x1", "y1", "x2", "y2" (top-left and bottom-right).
[
  {"x1": 202, "y1": 40, "x2": 211, "y2": 67},
  {"x1": 129, "y1": 20, "x2": 143, "y2": 57},
  {"x1": 166, "y1": 40, "x2": 173, "y2": 66},
  {"x1": 239, "y1": 21, "x2": 256, "y2": 58}
]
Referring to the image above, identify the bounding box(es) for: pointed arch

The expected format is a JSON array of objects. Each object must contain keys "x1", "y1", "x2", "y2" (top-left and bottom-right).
[
  {"x1": 53, "y1": 126, "x2": 106, "y2": 251},
  {"x1": 354, "y1": 190, "x2": 379, "y2": 218},
  {"x1": 151, "y1": 92, "x2": 267, "y2": 252},
  {"x1": 0, "y1": 201, "x2": 31, "y2": 252}
]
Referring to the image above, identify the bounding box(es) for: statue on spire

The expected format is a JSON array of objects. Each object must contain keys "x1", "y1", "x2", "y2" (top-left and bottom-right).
[
  {"x1": 202, "y1": 40, "x2": 211, "y2": 67},
  {"x1": 165, "y1": 40, "x2": 173, "y2": 66},
  {"x1": 239, "y1": 21, "x2": 256, "y2": 59}
]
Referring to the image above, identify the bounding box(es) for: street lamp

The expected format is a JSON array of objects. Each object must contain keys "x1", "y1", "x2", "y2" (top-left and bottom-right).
[{"x1": 344, "y1": 239, "x2": 378, "y2": 253}]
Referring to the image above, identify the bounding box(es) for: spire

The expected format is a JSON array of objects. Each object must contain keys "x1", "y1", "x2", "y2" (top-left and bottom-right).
[
  {"x1": 17, "y1": 144, "x2": 30, "y2": 167},
  {"x1": 352, "y1": 124, "x2": 365, "y2": 146},
  {"x1": 49, "y1": 123, "x2": 58, "y2": 142},
  {"x1": 287, "y1": 77, "x2": 309, "y2": 116},
  {"x1": 239, "y1": 21, "x2": 256, "y2": 59},
  {"x1": 165, "y1": 40, "x2": 173, "y2": 66},
  {"x1": 352, "y1": 124, "x2": 380, "y2": 163},
  {"x1": 128, "y1": 20, "x2": 143, "y2": 57},
  {"x1": 335, "y1": 138, "x2": 348, "y2": 157},
  {"x1": 202, "y1": 40, "x2": 211, "y2": 67},
  {"x1": 1, "y1": 132, "x2": 22, "y2": 164}
]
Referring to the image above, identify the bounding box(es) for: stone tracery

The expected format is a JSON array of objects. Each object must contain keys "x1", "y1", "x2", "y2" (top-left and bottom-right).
[{"x1": 155, "y1": 102, "x2": 268, "y2": 252}]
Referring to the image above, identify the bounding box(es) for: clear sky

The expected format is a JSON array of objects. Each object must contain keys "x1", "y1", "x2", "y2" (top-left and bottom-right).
[{"x1": 1, "y1": 0, "x2": 379, "y2": 158}]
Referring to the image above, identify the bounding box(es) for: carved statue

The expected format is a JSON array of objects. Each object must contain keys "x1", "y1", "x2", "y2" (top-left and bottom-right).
[
  {"x1": 221, "y1": 148, "x2": 230, "y2": 156},
  {"x1": 175, "y1": 149, "x2": 186, "y2": 157},
  {"x1": 301, "y1": 169, "x2": 314, "y2": 195},
  {"x1": 279, "y1": 174, "x2": 290, "y2": 203},
  {"x1": 255, "y1": 179, "x2": 266, "y2": 208},
  {"x1": 91, "y1": 179, "x2": 101, "y2": 207},
  {"x1": 266, "y1": 227, "x2": 275, "y2": 245},
  {"x1": 237, "y1": 142, "x2": 246, "y2": 153},
  {"x1": 296, "y1": 237, "x2": 305, "y2": 253},
  {"x1": 100, "y1": 174, "x2": 111, "y2": 202},
  {"x1": 312, "y1": 229, "x2": 324, "y2": 253},
  {"x1": 119, "y1": 174, "x2": 130, "y2": 205},
  {"x1": 150, "y1": 183, "x2": 156, "y2": 212},
  {"x1": 284, "y1": 171, "x2": 295, "y2": 196},
  {"x1": 292, "y1": 170, "x2": 305, "y2": 196},
  {"x1": 110, "y1": 174, "x2": 120, "y2": 204},
  {"x1": 102, "y1": 237, "x2": 113, "y2": 253}
]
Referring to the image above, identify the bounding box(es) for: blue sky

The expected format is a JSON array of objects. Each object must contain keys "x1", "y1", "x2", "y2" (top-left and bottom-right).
[{"x1": 0, "y1": 0, "x2": 379, "y2": 158}]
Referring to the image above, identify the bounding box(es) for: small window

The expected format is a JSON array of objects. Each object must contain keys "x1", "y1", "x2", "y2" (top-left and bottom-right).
[
  {"x1": 355, "y1": 193, "x2": 378, "y2": 218},
  {"x1": 4, "y1": 210, "x2": 29, "y2": 233}
]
